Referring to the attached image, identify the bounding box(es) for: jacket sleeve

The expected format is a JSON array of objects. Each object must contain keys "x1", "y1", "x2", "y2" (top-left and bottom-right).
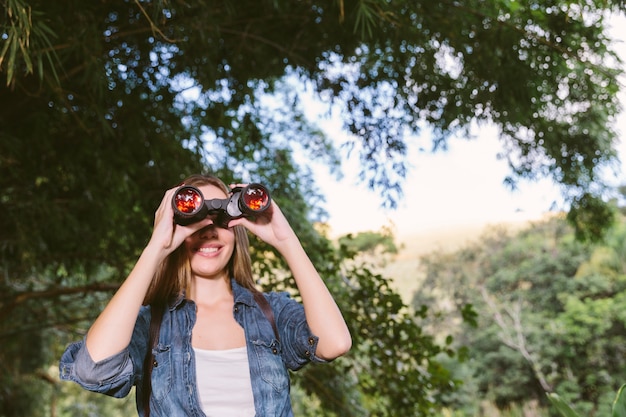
[
  {"x1": 268, "y1": 292, "x2": 328, "y2": 371},
  {"x1": 59, "y1": 306, "x2": 151, "y2": 398}
]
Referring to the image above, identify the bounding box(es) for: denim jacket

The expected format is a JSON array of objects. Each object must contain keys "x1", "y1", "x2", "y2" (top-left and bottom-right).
[{"x1": 59, "y1": 279, "x2": 325, "y2": 416}]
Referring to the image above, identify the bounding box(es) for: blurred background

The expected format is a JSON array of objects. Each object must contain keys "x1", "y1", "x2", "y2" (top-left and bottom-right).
[{"x1": 2, "y1": 2, "x2": 626, "y2": 416}]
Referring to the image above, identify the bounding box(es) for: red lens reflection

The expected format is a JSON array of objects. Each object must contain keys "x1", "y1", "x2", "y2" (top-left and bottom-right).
[
  {"x1": 243, "y1": 187, "x2": 269, "y2": 211},
  {"x1": 174, "y1": 188, "x2": 203, "y2": 214}
]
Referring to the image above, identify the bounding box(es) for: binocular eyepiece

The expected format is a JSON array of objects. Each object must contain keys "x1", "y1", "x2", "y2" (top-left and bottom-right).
[{"x1": 172, "y1": 183, "x2": 271, "y2": 228}]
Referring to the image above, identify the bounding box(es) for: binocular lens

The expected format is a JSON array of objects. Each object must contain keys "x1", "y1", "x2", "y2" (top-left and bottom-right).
[
  {"x1": 242, "y1": 186, "x2": 270, "y2": 212},
  {"x1": 174, "y1": 187, "x2": 203, "y2": 214},
  {"x1": 171, "y1": 182, "x2": 271, "y2": 227}
]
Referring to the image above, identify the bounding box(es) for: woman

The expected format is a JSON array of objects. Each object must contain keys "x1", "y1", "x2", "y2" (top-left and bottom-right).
[{"x1": 59, "y1": 174, "x2": 352, "y2": 417}]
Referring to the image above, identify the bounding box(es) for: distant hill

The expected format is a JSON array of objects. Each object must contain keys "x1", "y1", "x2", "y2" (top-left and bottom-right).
[{"x1": 384, "y1": 217, "x2": 546, "y2": 302}]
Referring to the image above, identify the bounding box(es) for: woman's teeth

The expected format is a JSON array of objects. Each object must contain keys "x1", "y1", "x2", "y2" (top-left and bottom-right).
[{"x1": 198, "y1": 247, "x2": 218, "y2": 253}]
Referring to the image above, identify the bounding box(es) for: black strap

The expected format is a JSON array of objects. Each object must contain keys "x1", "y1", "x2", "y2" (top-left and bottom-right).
[
  {"x1": 253, "y1": 291, "x2": 280, "y2": 341},
  {"x1": 142, "y1": 303, "x2": 163, "y2": 417}
]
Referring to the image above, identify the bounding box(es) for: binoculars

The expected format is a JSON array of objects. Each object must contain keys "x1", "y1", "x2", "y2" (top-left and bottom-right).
[{"x1": 172, "y1": 183, "x2": 272, "y2": 228}]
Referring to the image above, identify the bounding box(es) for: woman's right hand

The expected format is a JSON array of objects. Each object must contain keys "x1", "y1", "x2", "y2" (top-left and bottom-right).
[{"x1": 147, "y1": 185, "x2": 213, "y2": 257}]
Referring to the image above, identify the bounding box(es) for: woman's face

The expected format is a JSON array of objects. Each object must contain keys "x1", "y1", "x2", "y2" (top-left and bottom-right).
[{"x1": 183, "y1": 183, "x2": 236, "y2": 280}]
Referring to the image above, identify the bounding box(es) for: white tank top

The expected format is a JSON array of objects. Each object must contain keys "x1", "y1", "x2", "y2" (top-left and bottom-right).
[{"x1": 193, "y1": 346, "x2": 255, "y2": 417}]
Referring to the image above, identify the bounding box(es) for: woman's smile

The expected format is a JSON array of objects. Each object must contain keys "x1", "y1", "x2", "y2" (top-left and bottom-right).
[{"x1": 194, "y1": 243, "x2": 224, "y2": 256}]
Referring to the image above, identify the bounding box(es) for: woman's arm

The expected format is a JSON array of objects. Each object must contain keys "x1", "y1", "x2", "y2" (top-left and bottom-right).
[
  {"x1": 85, "y1": 187, "x2": 211, "y2": 362},
  {"x1": 277, "y1": 237, "x2": 352, "y2": 360},
  {"x1": 231, "y1": 200, "x2": 352, "y2": 360}
]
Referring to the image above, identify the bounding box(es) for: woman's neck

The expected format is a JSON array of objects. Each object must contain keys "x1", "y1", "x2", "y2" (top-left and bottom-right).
[{"x1": 189, "y1": 273, "x2": 232, "y2": 305}]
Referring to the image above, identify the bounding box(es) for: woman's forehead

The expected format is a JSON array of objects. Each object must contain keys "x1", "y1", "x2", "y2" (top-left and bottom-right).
[{"x1": 198, "y1": 183, "x2": 228, "y2": 200}]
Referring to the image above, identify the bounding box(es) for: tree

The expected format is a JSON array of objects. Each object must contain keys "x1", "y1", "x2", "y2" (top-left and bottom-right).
[
  {"x1": 337, "y1": 227, "x2": 399, "y2": 268},
  {"x1": 2, "y1": 0, "x2": 625, "y2": 233},
  {"x1": 414, "y1": 214, "x2": 626, "y2": 414},
  {"x1": 2, "y1": 0, "x2": 626, "y2": 415}
]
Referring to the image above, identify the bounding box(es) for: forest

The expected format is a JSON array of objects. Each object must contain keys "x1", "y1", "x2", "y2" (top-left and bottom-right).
[
  {"x1": 1, "y1": 1, "x2": 626, "y2": 416},
  {"x1": 412, "y1": 209, "x2": 626, "y2": 416}
]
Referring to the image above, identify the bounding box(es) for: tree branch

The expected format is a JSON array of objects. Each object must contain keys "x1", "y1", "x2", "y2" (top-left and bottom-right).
[
  {"x1": 0, "y1": 282, "x2": 119, "y2": 322},
  {"x1": 479, "y1": 286, "x2": 553, "y2": 392}
]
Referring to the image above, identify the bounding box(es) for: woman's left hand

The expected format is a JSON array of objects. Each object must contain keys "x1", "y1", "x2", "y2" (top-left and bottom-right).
[{"x1": 227, "y1": 184, "x2": 297, "y2": 250}]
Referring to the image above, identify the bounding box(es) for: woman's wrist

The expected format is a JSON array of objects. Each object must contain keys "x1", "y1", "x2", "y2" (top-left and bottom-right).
[
  {"x1": 273, "y1": 233, "x2": 302, "y2": 257},
  {"x1": 140, "y1": 240, "x2": 170, "y2": 270}
]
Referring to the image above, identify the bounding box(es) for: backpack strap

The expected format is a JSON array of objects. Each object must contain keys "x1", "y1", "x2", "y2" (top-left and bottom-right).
[
  {"x1": 253, "y1": 291, "x2": 280, "y2": 341},
  {"x1": 142, "y1": 303, "x2": 164, "y2": 417}
]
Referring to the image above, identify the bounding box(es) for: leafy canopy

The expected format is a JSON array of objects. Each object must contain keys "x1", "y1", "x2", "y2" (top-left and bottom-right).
[
  {"x1": 1, "y1": 0, "x2": 624, "y2": 239},
  {"x1": 2, "y1": 0, "x2": 626, "y2": 415}
]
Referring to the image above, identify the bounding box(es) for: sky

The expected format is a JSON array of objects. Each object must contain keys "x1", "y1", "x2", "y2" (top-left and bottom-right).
[{"x1": 313, "y1": 15, "x2": 626, "y2": 240}]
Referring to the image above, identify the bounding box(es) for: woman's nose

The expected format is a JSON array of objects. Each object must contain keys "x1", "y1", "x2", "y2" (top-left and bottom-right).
[{"x1": 197, "y1": 223, "x2": 218, "y2": 239}]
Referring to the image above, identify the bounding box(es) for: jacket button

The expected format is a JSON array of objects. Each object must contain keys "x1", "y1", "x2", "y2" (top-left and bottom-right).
[
  {"x1": 308, "y1": 337, "x2": 315, "y2": 346},
  {"x1": 305, "y1": 350, "x2": 311, "y2": 357},
  {"x1": 272, "y1": 348, "x2": 278, "y2": 354},
  {"x1": 153, "y1": 359, "x2": 158, "y2": 368}
]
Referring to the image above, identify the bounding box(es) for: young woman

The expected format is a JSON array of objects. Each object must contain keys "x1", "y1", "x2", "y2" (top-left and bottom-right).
[{"x1": 60, "y1": 174, "x2": 352, "y2": 417}]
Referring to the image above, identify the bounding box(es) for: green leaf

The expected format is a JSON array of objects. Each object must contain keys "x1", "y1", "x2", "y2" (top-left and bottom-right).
[
  {"x1": 547, "y1": 393, "x2": 581, "y2": 417},
  {"x1": 613, "y1": 384, "x2": 626, "y2": 417}
]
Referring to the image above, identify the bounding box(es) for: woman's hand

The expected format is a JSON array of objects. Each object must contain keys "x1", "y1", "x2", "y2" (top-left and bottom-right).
[
  {"x1": 147, "y1": 185, "x2": 214, "y2": 257},
  {"x1": 229, "y1": 200, "x2": 297, "y2": 249},
  {"x1": 227, "y1": 184, "x2": 298, "y2": 251}
]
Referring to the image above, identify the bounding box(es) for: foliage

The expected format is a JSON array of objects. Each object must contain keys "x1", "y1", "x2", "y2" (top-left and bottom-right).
[
  {"x1": 414, "y1": 214, "x2": 626, "y2": 415},
  {"x1": 255, "y1": 228, "x2": 462, "y2": 416},
  {"x1": 548, "y1": 383, "x2": 626, "y2": 417},
  {"x1": 337, "y1": 227, "x2": 398, "y2": 256},
  {"x1": 567, "y1": 192, "x2": 619, "y2": 242},
  {"x1": 1, "y1": 0, "x2": 624, "y2": 232},
  {"x1": 2, "y1": 0, "x2": 626, "y2": 415},
  {"x1": 327, "y1": 257, "x2": 459, "y2": 416}
]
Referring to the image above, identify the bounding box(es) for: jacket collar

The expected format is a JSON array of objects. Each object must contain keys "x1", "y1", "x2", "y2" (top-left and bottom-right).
[
  {"x1": 167, "y1": 278, "x2": 256, "y2": 311},
  {"x1": 231, "y1": 278, "x2": 256, "y2": 307}
]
